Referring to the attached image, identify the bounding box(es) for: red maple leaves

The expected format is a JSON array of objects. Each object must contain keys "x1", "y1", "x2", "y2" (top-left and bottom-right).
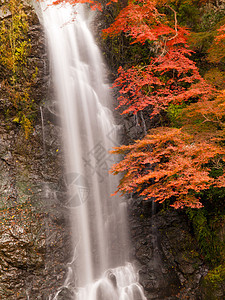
[
  {"x1": 104, "y1": 1, "x2": 224, "y2": 208},
  {"x1": 216, "y1": 24, "x2": 225, "y2": 42},
  {"x1": 110, "y1": 128, "x2": 225, "y2": 209},
  {"x1": 112, "y1": 48, "x2": 211, "y2": 116},
  {"x1": 103, "y1": 0, "x2": 213, "y2": 116}
]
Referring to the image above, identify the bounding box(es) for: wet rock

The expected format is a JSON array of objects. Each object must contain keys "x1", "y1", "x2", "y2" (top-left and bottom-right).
[
  {"x1": 0, "y1": 2, "x2": 71, "y2": 299},
  {"x1": 128, "y1": 198, "x2": 207, "y2": 299},
  {"x1": 57, "y1": 287, "x2": 75, "y2": 300},
  {"x1": 128, "y1": 200, "x2": 180, "y2": 299}
]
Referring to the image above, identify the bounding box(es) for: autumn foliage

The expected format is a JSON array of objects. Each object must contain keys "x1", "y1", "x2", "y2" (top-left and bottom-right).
[
  {"x1": 110, "y1": 126, "x2": 225, "y2": 209},
  {"x1": 103, "y1": 0, "x2": 225, "y2": 208},
  {"x1": 52, "y1": 0, "x2": 225, "y2": 209},
  {"x1": 103, "y1": 0, "x2": 213, "y2": 116},
  {"x1": 216, "y1": 24, "x2": 225, "y2": 42}
]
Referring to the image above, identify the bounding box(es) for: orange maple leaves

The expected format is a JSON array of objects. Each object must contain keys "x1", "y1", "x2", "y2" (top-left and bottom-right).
[
  {"x1": 112, "y1": 49, "x2": 211, "y2": 116},
  {"x1": 110, "y1": 128, "x2": 225, "y2": 209},
  {"x1": 216, "y1": 25, "x2": 225, "y2": 42},
  {"x1": 103, "y1": 0, "x2": 213, "y2": 116},
  {"x1": 105, "y1": 0, "x2": 225, "y2": 208}
]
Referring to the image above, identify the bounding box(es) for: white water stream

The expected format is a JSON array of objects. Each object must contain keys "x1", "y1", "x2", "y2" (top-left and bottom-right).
[{"x1": 35, "y1": 1, "x2": 147, "y2": 299}]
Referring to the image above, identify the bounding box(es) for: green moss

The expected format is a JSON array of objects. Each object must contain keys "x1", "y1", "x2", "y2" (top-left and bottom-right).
[
  {"x1": 166, "y1": 103, "x2": 186, "y2": 128},
  {"x1": 186, "y1": 206, "x2": 225, "y2": 267},
  {"x1": 206, "y1": 265, "x2": 225, "y2": 288},
  {"x1": 177, "y1": 2, "x2": 200, "y2": 29},
  {"x1": 202, "y1": 264, "x2": 225, "y2": 299}
]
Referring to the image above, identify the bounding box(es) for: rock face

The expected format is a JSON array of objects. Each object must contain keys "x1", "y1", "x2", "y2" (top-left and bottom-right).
[
  {"x1": 0, "y1": 2, "x2": 72, "y2": 299},
  {"x1": 128, "y1": 198, "x2": 209, "y2": 299},
  {"x1": 0, "y1": 123, "x2": 72, "y2": 299},
  {"x1": 115, "y1": 92, "x2": 210, "y2": 299}
]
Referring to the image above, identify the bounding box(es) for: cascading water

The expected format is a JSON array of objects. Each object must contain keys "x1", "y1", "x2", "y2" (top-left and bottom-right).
[{"x1": 35, "y1": 1, "x2": 147, "y2": 299}]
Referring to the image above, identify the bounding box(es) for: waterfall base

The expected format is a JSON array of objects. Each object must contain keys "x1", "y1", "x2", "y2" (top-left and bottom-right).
[
  {"x1": 51, "y1": 263, "x2": 146, "y2": 300},
  {"x1": 49, "y1": 263, "x2": 146, "y2": 300}
]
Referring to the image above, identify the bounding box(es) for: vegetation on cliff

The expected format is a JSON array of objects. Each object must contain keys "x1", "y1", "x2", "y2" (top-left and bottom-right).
[
  {"x1": 0, "y1": 0, "x2": 38, "y2": 138},
  {"x1": 100, "y1": 0, "x2": 225, "y2": 288}
]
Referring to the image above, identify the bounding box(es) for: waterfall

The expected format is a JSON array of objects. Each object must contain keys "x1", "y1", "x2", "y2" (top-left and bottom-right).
[{"x1": 36, "y1": 1, "x2": 147, "y2": 299}]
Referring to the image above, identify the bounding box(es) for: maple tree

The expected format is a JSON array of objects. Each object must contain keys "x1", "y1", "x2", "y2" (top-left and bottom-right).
[
  {"x1": 102, "y1": 0, "x2": 225, "y2": 209},
  {"x1": 110, "y1": 126, "x2": 225, "y2": 209},
  {"x1": 186, "y1": 1, "x2": 225, "y2": 89},
  {"x1": 109, "y1": 80, "x2": 225, "y2": 209},
  {"x1": 217, "y1": 24, "x2": 225, "y2": 42},
  {"x1": 102, "y1": 0, "x2": 213, "y2": 116}
]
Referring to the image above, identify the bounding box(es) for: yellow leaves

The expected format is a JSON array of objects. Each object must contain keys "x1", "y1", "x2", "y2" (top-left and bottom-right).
[
  {"x1": 12, "y1": 117, "x2": 20, "y2": 123},
  {"x1": 217, "y1": 89, "x2": 225, "y2": 103},
  {"x1": 0, "y1": 0, "x2": 30, "y2": 75},
  {"x1": 0, "y1": 0, "x2": 36, "y2": 139},
  {"x1": 21, "y1": 116, "x2": 32, "y2": 140}
]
